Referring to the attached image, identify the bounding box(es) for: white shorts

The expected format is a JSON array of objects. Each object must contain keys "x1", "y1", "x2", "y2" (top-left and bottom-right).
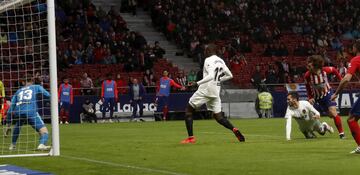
[{"x1": 188, "y1": 91, "x2": 221, "y2": 113}]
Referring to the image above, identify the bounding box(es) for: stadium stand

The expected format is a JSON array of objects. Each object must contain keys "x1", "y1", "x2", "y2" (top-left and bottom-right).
[{"x1": 148, "y1": 0, "x2": 360, "y2": 88}]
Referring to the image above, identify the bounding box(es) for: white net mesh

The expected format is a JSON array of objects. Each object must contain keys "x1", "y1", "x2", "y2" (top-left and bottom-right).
[{"x1": 0, "y1": 0, "x2": 53, "y2": 156}]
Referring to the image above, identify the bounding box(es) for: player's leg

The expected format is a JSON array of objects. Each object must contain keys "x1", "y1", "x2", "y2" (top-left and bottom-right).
[
  {"x1": 109, "y1": 98, "x2": 115, "y2": 122},
  {"x1": 209, "y1": 97, "x2": 245, "y2": 142},
  {"x1": 10, "y1": 120, "x2": 23, "y2": 150},
  {"x1": 180, "y1": 92, "x2": 207, "y2": 144},
  {"x1": 64, "y1": 102, "x2": 70, "y2": 124},
  {"x1": 131, "y1": 100, "x2": 138, "y2": 121},
  {"x1": 31, "y1": 113, "x2": 50, "y2": 150},
  {"x1": 297, "y1": 120, "x2": 315, "y2": 139},
  {"x1": 59, "y1": 107, "x2": 65, "y2": 124},
  {"x1": 138, "y1": 100, "x2": 144, "y2": 121},
  {"x1": 323, "y1": 93, "x2": 344, "y2": 138},
  {"x1": 155, "y1": 96, "x2": 164, "y2": 121},
  {"x1": 312, "y1": 119, "x2": 334, "y2": 135},
  {"x1": 101, "y1": 99, "x2": 107, "y2": 119},
  {"x1": 348, "y1": 98, "x2": 360, "y2": 153},
  {"x1": 162, "y1": 96, "x2": 169, "y2": 121}
]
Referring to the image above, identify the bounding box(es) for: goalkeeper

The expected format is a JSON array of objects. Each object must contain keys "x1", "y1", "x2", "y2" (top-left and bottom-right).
[{"x1": 6, "y1": 78, "x2": 51, "y2": 151}]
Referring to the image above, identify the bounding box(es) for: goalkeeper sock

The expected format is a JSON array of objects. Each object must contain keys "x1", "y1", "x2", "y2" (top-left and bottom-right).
[
  {"x1": 39, "y1": 132, "x2": 49, "y2": 145},
  {"x1": 185, "y1": 113, "x2": 193, "y2": 137},
  {"x1": 348, "y1": 117, "x2": 360, "y2": 146},
  {"x1": 12, "y1": 123, "x2": 21, "y2": 144},
  {"x1": 333, "y1": 115, "x2": 344, "y2": 134}
]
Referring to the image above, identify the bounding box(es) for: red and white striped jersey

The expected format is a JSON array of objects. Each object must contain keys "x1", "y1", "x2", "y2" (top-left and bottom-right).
[{"x1": 304, "y1": 67, "x2": 342, "y2": 100}]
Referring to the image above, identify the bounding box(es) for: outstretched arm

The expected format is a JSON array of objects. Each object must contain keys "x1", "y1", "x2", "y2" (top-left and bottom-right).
[{"x1": 331, "y1": 73, "x2": 352, "y2": 101}]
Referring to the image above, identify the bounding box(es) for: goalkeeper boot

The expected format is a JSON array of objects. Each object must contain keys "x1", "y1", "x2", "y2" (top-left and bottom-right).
[
  {"x1": 350, "y1": 146, "x2": 360, "y2": 154},
  {"x1": 9, "y1": 144, "x2": 16, "y2": 151},
  {"x1": 37, "y1": 144, "x2": 51, "y2": 151},
  {"x1": 180, "y1": 136, "x2": 196, "y2": 144},
  {"x1": 233, "y1": 128, "x2": 245, "y2": 142}
]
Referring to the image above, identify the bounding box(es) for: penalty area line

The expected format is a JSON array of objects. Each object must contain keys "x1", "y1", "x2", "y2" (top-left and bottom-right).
[{"x1": 62, "y1": 155, "x2": 189, "y2": 175}]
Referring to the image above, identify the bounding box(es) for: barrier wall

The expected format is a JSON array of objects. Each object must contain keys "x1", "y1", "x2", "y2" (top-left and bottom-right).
[{"x1": 64, "y1": 90, "x2": 358, "y2": 123}]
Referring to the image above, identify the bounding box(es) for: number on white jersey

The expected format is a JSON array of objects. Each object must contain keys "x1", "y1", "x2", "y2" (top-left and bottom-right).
[{"x1": 214, "y1": 67, "x2": 225, "y2": 82}]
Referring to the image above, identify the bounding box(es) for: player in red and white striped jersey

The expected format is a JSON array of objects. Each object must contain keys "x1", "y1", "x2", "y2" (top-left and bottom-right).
[{"x1": 304, "y1": 55, "x2": 345, "y2": 138}]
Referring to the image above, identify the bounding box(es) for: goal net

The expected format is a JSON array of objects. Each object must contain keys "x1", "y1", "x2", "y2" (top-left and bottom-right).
[{"x1": 0, "y1": 0, "x2": 59, "y2": 157}]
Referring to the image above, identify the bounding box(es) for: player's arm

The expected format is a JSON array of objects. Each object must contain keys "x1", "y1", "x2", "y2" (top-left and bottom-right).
[
  {"x1": 219, "y1": 65, "x2": 233, "y2": 82},
  {"x1": 70, "y1": 85, "x2": 74, "y2": 104},
  {"x1": 305, "y1": 101, "x2": 320, "y2": 119},
  {"x1": 38, "y1": 85, "x2": 50, "y2": 97},
  {"x1": 285, "y1": 108, "x2": 292, "y2": 141},
  {"x1": 170, "y1": 79, "x2": 184, "y2": 90},
  {"x1": 332, "y1": 73, "x2": 352, "y2": 101},
  {"x1": 304, "y1": 72, "x2": 314, "y2": 104},
  {"x1": 324, "y1": 67, "x2": 342, "y2": 80},
  {"x1": 332, "y1": 60, "x2": 358, "y2": 100},
  {"x1": 101, "y1": 81, "x2": 105, "y2": 98},
  {"x1": 114, "y1": 82, "x2": 118, "y2": 101},
  {"x1": 58, "y1": 84, "x2": 62, "y2": 102},
  {"x1": 197, "y1": 65, "x2": 215, "y2": 85}
]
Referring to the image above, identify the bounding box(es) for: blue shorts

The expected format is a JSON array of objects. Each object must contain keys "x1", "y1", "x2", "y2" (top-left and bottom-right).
[
  {"x1": 102, "y1": 98, "x2": 115, "y2": 110},
  {"x1": 314, "y1": 91, "x2": 337, "y2": 113},
  {"x1": 350, "y1": 98, "x2": 360, "y2": 116},
  {"x1": 156, "y1": 96, "x2": 169, "y2": 111},
  {"x1": 60, "y1": 101, "x2": 71, "y2": 111},
  {"x1": 12, "y1": 112, "x2": 45, "y2": 132}
]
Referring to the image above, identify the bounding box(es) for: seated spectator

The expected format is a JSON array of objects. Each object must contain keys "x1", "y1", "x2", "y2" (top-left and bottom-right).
[
  {"x1": 93, "y1": 42, "x2": 106, "y2": 64},
  {"x1": 81, "y1": 99, "x2": 97, "y2": 123},
  {"x1": 330, "y1": 37, "x2": 343, "y2": 51},
  {"x1": 153, "y1": 41, "x2": 166, "y2": 59},
  {"x1": 317, "y1": 35, "x2": 329, "y2": 48},
  {"x1": 337, "y1": 62, "x2": 347, "y2": 77},
  {"x1": 104, "y1": 48, "x2": 117, "y2": 64},
  {"x1": 241, "y1": 41, "x2": 252, "y2": 53},
  {"x1": 263, "y1": 44, "x2": 275, "y2": 57},
  {"x1": 72, "y1": 77, "x2": 81, "y2": 96},
  {"x1": 176, "y1": 71, "x2": 187, "y2": 87},
  {"x1": 336, "y1": 46, "x2": 350, "y2": 64},
  {"x1": 187, "y1": 70, "x2": 197, "y2": 90},
  {"x1": 293, "y1": 42, "x2": 309, "y2": 56},
  {"x1": 230, "y1": 53, "x2": 247, "y2": 73},
  {"x1": 276, "y1": 43, "x2": 289, "y2": 56},
  {"x1": 80, "y1": 72, "x2": 94, "y2": 95},
  {"x1": 251, "y1": 65, "x2": 266, "y2": 90}
]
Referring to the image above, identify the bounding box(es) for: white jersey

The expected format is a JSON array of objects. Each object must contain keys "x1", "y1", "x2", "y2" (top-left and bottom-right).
[
  {"x1": 285, "y1": 101, "x2": 320, "y2": 140},
  {"x1": 196, "y1": 55, "x2": 233, "y2": 98}
]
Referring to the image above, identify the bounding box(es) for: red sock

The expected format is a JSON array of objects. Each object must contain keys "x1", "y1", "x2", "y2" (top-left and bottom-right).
[
  {"x1": 60, "y1": 109, "x2": 65, "y2": 122},
  {"x1": 163, "y1": 106, "x2": 168, "y2": 120},
  {"x1": 65, "y1": 112, "x2": 69, "y2": 122},
  {"x1": 348, "y1": 118, "x2": 360, "y2": 146},
  {"x1": 333, "y1": 115, "x2": 344, "y2": 134}
]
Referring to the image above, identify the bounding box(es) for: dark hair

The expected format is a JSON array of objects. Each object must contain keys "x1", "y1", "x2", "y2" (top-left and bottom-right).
[
  {"x1": 308, "y1": 55, "x2": 324, "y2": 69},
  {"x1": 287, "y1": 91, "x2": 299, "y2": 101},
  {"x1": 205, "y1": 44, "x2": 218, "y2": 57}
]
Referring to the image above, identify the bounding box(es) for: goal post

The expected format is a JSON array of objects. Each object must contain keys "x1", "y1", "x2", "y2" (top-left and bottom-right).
[{"x1": 0, "y1": 0, "x2": 59, "y2": 157}]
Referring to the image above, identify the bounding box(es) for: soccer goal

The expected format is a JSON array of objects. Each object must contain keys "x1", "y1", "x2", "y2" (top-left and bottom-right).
[{"x1": 0, "y1": 0, "x2": 59, "y2": 157}]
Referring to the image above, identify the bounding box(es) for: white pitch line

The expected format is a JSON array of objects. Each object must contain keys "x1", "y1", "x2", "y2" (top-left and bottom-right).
[
  {"x1": 200, "y1": 131, "x2": 283, "y2": 138},
  {"x1": 62, "y1": 155, "x2": 189, "y2": 175}
]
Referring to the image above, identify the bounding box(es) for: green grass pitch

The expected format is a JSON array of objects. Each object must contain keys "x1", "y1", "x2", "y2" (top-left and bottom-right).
[{"x1": 1, "y1": 118, "x2": 360, "y2": 175}]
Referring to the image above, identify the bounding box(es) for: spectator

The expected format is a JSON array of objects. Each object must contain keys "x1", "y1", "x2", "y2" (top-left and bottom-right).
[
  {"x1": 294, "y1": 42, "x2": 309, "y2": 56},
  {"x1": 330, "y1": 37, "x2": 343, "y2": 51},
  {"x1": 187, "y1": 70, "x2": 197, "y2": 88},
  {"x1": 153, "y1": 41, "x2": 166, "y2": 59},
  {"x1": 72, "y1": 77, "x2": 81, "y2": 96},
  {"x1": 104, "y1": 48, "x2": 117, "y2": 64},
  {"x1": 276, "y1": 43, "x2": 289, "y2": 56},
  {"x1": 129, "y1": 0, "x2": 137, "y2": 16},
  {"x1": 176, "y1": 71, "x2": 187, "y2": 87},
  {"x1": 129, "y1": 78, "x2": 145, "y2": 122},
  {"x1": 93, "y1": 42, "x2": 106, "y2": 64},
  {"x1": 81, "y1": 99, "x2": 97, "y2": 123},
  {"x1": 80, "y1": 72, "x2": 94, "y2": 95},
  {"x1": 337, "y1": 62, "x2": 347, "y2": 77},
  {"x1": 251, "y1": 65, "x2": 265, "y2": 90}
]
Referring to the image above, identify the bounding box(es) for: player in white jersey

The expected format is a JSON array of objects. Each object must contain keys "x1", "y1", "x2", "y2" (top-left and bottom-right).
[
  {"x1": 180, "y1": 44, "x2": 245, "y2": 144},
  {"x1": 285, "y1": 92, "x2": 334, "y2": 140}
]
